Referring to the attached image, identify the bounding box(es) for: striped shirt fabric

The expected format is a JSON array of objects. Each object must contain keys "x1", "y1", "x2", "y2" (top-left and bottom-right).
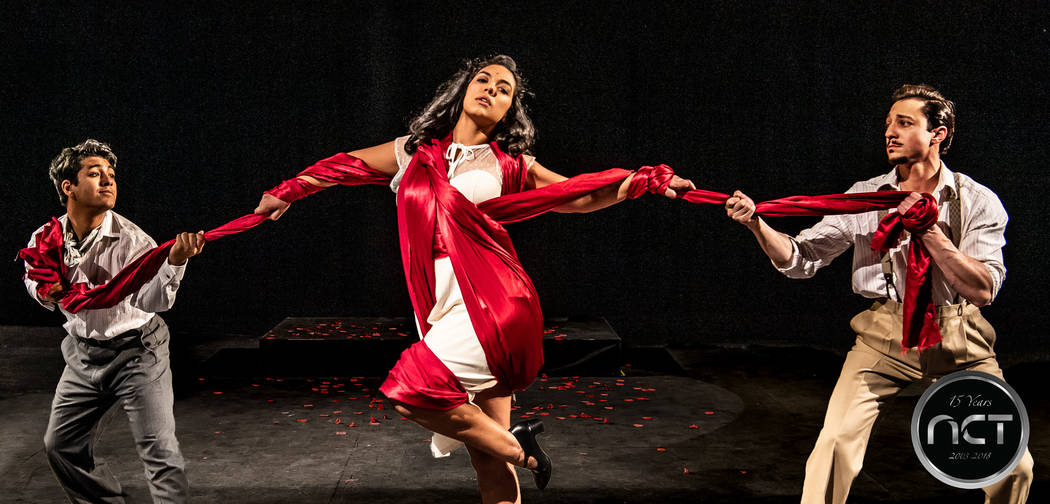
[
  {"x1": 776, "y1": 163, "x2": 1008, "y2": 305},
  {"x1": 23, "y1": 211, "x2": 185, "y2": 340}
]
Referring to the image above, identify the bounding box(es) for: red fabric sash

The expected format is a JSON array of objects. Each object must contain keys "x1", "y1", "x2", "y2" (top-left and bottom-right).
[
  {"x1": 680, "y1": 188, "x2": 942, "y2": 350},
  {"x1": 387, "y1": 139, "x2": 674, "y2": 409},
  {"x1": 19, "y1": 214, "x2": 270, "y2": 313}
]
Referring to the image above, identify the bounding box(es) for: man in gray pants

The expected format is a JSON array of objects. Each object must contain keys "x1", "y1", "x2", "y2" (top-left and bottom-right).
[{"x1": 23, "y1": 139, "x2": 205, "y2": 503}]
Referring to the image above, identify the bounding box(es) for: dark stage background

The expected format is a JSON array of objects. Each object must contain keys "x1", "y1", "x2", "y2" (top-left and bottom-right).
[{"x1": 4, "y1": 2, "x2": 1048, "y2": 358}]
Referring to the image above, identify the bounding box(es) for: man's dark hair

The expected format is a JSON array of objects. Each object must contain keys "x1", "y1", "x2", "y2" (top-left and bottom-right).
[
  {"x1": 891, "y1": 84, "x2": 956, "y2": 154},
  {"x1": 49, "y1": 139, "x2": 118, "y2": 205}
]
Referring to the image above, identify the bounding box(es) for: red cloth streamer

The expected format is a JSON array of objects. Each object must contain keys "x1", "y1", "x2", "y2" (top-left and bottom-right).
[
  {"x1": 681, "y1": 187, "x2": 941, "y2": 350},
  {"x1": 19, "y1": 213, "x2": 270, "y2": 313},
  {"x1": 265, "y1": 152, "x2": 393, "y2": 203}
]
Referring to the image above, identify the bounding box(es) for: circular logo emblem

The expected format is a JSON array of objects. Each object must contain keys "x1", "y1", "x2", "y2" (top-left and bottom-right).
[{"x1": 911, "y1": 370, "x2": 1029, "y2": 488}]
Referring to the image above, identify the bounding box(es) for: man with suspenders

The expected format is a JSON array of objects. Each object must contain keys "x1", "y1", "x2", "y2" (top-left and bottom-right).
[{"x1": 725, "y1": 84, "x2": 1033, "y2": 503}]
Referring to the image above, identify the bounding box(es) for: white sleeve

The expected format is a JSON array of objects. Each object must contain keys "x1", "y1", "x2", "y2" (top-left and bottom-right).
[
  {"x1": 773, "y1": 182, "x2": 864, "y2": 278},
  {"x1": 775, "y1": 214, "x2": 856, "y2": 278},
  {"x1": 128, "y1": 234, "x2": 186, "y2": 313},
  {"x1": 959, "y1": 186, "x2": 1008, "y2": 303},
  {"x1": 389, "y1": 135, "x2": 413, "y2": 194}
]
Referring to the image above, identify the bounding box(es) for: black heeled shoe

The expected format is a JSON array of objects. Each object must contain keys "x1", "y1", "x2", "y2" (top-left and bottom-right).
[{"x1": 510, "y1": 418, "x2": 552, "y2": 490}]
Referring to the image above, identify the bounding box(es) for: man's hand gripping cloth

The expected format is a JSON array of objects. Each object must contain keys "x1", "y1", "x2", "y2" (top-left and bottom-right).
[{"x1": 681, "y1": 188, "x2": 942, "y2": 350}]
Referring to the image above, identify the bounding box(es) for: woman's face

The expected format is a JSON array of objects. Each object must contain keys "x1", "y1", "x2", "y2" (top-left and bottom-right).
[{"x1": 461, "y1": 64, "x2": 515, "y2": 128}]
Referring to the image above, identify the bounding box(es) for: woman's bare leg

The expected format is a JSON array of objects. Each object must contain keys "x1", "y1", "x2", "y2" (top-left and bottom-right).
[
  {"x1": 391, "y1": 385, "x2": 537, "y2": 468},
  {"x1": 467, "y1": 386, "x2": 520, "y2": 504}
]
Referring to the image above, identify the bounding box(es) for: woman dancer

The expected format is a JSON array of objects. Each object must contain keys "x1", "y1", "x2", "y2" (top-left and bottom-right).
[{"x1": 254, "y1": 55, "x2": 693, "y2": 504}]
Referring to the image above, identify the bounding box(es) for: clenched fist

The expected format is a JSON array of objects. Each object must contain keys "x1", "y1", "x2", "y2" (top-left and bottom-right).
[
  {"x1": 168, "y1": 231, "x2": 206, "y2": 266},
  {"x1": 725, "y1": 190, "x2": 758, "y2": 227}
]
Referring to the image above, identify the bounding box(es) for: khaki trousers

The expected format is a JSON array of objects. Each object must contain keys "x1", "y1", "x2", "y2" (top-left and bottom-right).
[{"x1": 801, "y1": 300, "x2": 1033, "y2": 504}]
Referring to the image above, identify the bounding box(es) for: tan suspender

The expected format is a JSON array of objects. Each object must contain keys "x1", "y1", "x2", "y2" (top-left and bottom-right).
[{"x1": 877, "y1": 172, "x2": 963, "y2": 302}]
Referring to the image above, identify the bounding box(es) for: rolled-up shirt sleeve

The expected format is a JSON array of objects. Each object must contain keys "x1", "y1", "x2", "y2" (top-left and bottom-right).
[
  {"x1": 960, "y1": 188, "x2": 1008, "y2": 303},
  {"x1": 774, "y1": 195, "x2": 858, "y2": 280}
]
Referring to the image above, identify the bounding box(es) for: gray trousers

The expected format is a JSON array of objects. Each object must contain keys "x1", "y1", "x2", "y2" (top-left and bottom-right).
[{"x1": 44, "y1": 316, "x2": 188, "y2": 504}]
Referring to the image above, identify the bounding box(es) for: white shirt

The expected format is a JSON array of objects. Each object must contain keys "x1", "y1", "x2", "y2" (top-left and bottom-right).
[
  {"x1": 776, "y1": 163, "x2": 1008, "y2": 305},
  {"x1": 23, "y1": 211, "x2": 186, "y2": 340}
]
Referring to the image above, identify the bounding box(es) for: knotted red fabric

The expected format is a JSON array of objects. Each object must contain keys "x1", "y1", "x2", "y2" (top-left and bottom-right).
[{"x1": 870, "y1": 193, "x2": 941, "y2": 349}]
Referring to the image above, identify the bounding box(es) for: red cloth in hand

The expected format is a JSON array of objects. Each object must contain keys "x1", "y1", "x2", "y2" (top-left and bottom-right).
[
  {"x1": 19, "y1": 213, "x2": 272, "y2": 313},
  {"x1": 15, "y1": 154, "x2": 396, "y2": 314},
  {"x1": 679, "y1": 187, "x2": 940, "y2": 350},
  {"x1": 870, "y1": 193, "x2": 940, "y2": 350}
]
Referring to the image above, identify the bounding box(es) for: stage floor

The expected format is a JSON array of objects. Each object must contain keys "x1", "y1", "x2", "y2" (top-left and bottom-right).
[{"x1": 0, "y1": 328, "x2": 1045, "y2": 503}]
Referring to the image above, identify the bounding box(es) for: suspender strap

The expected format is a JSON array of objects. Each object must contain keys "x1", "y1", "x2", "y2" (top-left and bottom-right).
[
  {"x1": 949, "y1": 172, "x2": 962, "y2": 249},
  {"x1": 950, "y1": 172, "x2": 964, "y2": 304}
]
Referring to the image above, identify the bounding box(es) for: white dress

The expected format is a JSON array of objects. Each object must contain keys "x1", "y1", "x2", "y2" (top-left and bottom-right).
[{"x1": 390, "y1": 136, "x2": 535, "y2": 457}]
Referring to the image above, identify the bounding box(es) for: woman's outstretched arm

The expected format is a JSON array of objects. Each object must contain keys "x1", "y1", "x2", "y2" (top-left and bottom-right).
[
  {"x1": 526, "y1": 161, "x2": 694, "y2": 213},
  {"x1": 254, "y1": 141, "x2": 401, "y2": 220}
]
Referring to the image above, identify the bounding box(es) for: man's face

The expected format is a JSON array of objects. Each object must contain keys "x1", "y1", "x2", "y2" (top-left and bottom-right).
[
  {"x1": 63, "y1": 156, "x2": 116, "y2": 210},
  {"x1": 884, "y1": 98, "x2": 940, "y2": 165}
]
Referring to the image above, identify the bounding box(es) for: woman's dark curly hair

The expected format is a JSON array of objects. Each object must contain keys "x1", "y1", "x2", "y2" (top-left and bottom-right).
[{"x1": 405, "y1": 55, "x2": 535, "y2": 156}]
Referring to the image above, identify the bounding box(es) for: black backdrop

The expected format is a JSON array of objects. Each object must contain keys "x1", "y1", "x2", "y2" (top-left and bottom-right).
[{"x1": 4, "y1": 2, "x2": 1048, "y2": 358}]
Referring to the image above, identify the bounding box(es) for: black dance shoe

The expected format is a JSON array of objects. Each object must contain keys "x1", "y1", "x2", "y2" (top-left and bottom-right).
[{"x1": 510, "y1": 418, "x2": 552, "y2": 490}]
